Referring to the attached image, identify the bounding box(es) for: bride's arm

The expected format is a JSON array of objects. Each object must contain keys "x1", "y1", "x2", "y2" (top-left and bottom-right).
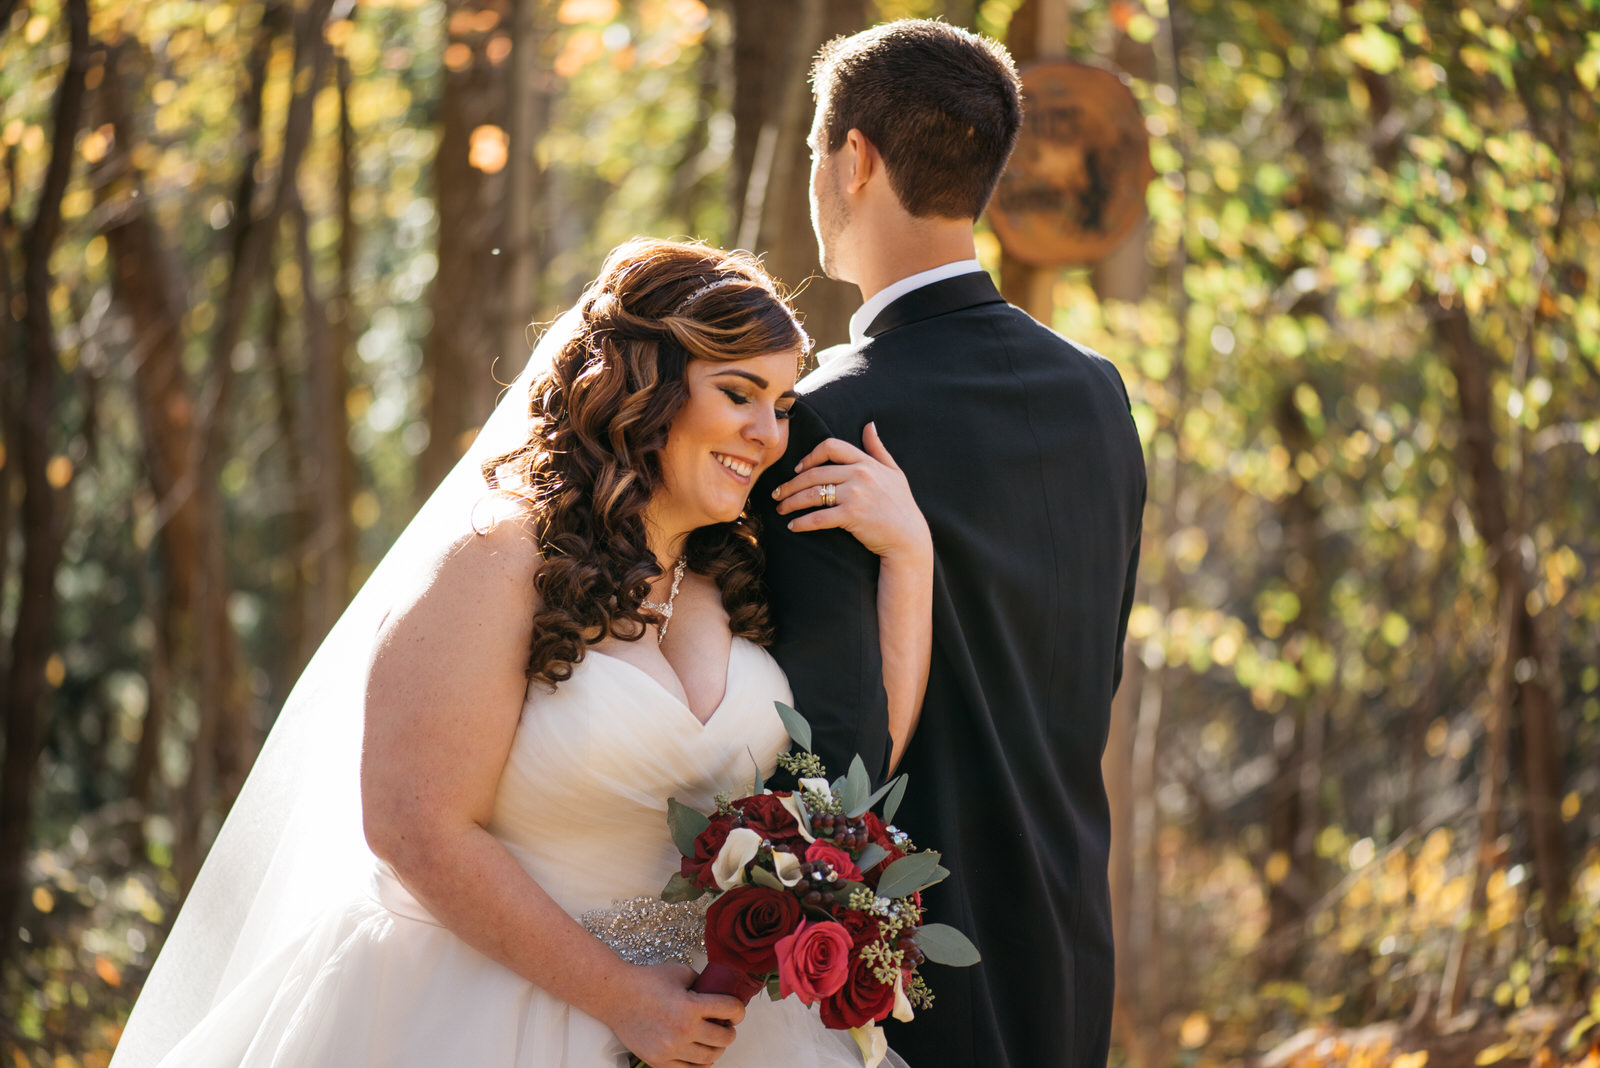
[
  {"x1": 361, "y1": 517, "x2": 743, "y2": 1068},
  {"x1": 772, "y1": 423, "x2": 932, "y2": 774}
]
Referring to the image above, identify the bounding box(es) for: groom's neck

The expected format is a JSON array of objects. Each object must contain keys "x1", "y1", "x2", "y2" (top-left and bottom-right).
[{"x1": 849, "y1": 215, "x2": 978, "y2": 305}]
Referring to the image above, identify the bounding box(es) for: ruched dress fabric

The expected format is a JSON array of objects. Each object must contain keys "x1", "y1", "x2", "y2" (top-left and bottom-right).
[{"x1": 151, "y1": 637, "x2": 902, "y2": 1068}]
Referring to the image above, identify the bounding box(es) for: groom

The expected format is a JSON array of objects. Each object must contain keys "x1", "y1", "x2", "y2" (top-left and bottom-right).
[{"x1": 755, "y1": 20, "x2": 1146, "y2": 1068}]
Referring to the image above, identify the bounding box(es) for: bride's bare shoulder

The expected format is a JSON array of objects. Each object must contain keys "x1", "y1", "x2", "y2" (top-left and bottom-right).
[{"x1": 378, "y1": 496, "x2": 544, "y2": 638}]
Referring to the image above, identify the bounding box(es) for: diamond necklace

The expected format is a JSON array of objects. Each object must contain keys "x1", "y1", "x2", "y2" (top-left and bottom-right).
[{"x1": 641, "y1": 556, "x2": 687, "y2": 645}]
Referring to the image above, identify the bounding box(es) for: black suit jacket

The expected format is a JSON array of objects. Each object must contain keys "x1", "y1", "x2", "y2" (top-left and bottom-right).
[{"x1": 754, "y1": 272, "x2": 1145, "y2": 1068}]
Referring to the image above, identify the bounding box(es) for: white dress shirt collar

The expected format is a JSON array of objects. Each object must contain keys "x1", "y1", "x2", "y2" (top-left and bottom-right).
[{"x1": 839, "y1": 259, "x2": 986, "y2": 353}]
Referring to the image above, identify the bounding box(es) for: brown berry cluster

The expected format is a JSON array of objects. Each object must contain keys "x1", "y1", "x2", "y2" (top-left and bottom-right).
[
  {"x1": 895, "y1": 931, "x2": 927, "y2": 967},
  {"x1": 811, "y1": 812, "x2": 869, "y2": 851},
  {"x1": 799, "y1": 859, "x2": 843, "y2": 907}
]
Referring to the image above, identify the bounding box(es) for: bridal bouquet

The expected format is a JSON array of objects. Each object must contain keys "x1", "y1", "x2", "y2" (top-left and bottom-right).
[{"x1": 651, "y1": 703, "x2": 979, "y2": 1068}]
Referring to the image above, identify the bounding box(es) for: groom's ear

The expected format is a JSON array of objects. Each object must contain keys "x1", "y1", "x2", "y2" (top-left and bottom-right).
[{"x1": 843, "y1": 128, "x2": 881, "y2": 195}]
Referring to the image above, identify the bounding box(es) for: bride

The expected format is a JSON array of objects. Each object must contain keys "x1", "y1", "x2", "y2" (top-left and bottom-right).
[{"x1": 110, "y1": 239, "x2": 929, "y2": 1068}]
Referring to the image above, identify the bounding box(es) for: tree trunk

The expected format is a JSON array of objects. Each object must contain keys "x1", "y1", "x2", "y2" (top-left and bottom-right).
[
  {"x1": 501, "y1": 0, "x2": 552, "y2": 368},
  {"x1": 293, "y1": 194, "x2": 353, "y2": 645},
  {"x1": 180, "y1": 0, "x2": 329, "y2": 868},
  {"x1": 727, "y1": 0, "x2": 863, "y2": 353},
  {"x1": 998, "y1": 0, "x2": 1066, "y2": 319},
  {"x1": 422, "y1": 0, "x2": 514, "y2": 490},
  {"x1": 95, "y1": 45, "x2": 206, "y2": 817},
  {"x1": 1, "y1": 144, "x2": 19, "y2": 653},
  {"x1": 0, "y1": 0, "x2": 88, "y2": 945},
  {"x1": 1260, "y1": 386, "x2": 1328, "y2": 978},
  {"x1": 1436, "y1": 300, "x2": 1570, "y2": 948},
  {"x1": 1441, "y1": 577, "x2": 1516, "y2": 1022}
]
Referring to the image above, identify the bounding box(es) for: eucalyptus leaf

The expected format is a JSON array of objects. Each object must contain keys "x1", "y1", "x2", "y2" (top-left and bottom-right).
[
  {"x1": 748, "y1": 747, "x2": 764, "y2": 796},
  {"x1": 913, "y1": 923, "x2": 981, "y2": 967},
  {"x1": 750, "y1": 865, "x2": 784, "y2": 891},
  {"x1": 854, "y1": 843, "x2": 889, "y2": 873},
  {"x1": 847, "y1": 773, "x2": 903, "y2": 819},
  {"x1": 914, "y1": 864, "x2": 951, "y2": 894},
  {"x1": 661, "y1": 871, "x2": 705, "y2": 904},
  {"x1": 876, "y1": 851, "x2": 942, "y2": 900},
  {"x1": 831, "y1": 880, "x2": 868, "y2": 905},
  {"x1": 773, "y1": 701, "x2": 812, "y2": 753},
  {"x1": 667, "y1": 797, "x2": 710, "y2": 858},
  {"x1": 839, "y1": 755, "x2": 870, "y2": 816},
  {"x1": 882, "y1": 774, "x2": 909, "y2": 825}
]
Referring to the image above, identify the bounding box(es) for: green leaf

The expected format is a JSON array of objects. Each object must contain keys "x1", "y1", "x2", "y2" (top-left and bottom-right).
[
  {"x1": 1342, "y1": 24, "x2": 1400, "y2": 74},
  {"x1": 847, "y1": 772, "x2": 902, "y2": 819},
  {"x1": 766, "y1": 975, "x2": 783, "y2": 1001},
  {"x1": 831, "y1": 879, "x2": 868, "y2": 905},
  {"x1": 748, "y1": 747, "x2": 764, "y2": 796},
  {"x1": 838, "y1": 755, "x2": 870, "y2": 816},
  {"x1": 661, "y1": 871, "x2": 706, "y2": 903},
  {"x1": 854, "y1": 843, "x2": 888, "y2": 873},
  {"x1": 750, "y1": 866, "x2": 784, "y2": 891},
  {"x1": 882, "y1": 775, "x2": 909, "y2": 825},
  {"x1": 773, "y1": 702, "x2": 812, "y2": 753},
  {"x1": 876, "y1": 851, "x2": 942, "y2": 899},
  {"x1": 914, "y1": 923, "x2": 981, "y2": 967},
  {"x1": 667, "y1": 797, "x2": 710, "y2": 858}
]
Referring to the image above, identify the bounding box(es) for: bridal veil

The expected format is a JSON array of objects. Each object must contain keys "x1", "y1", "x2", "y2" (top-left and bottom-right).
[{"x1": 109, "y1": 312, "x2": 579, "y2": 1068}]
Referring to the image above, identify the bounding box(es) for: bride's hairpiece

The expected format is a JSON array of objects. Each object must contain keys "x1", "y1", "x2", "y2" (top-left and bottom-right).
[{"x1": 674, "y1": 275, "x2": 743, "y2": 314}]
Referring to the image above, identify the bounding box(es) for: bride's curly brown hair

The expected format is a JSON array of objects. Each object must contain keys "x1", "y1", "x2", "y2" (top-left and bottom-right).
[{"x1": 482, "y1": 238, "x2": 810, "y2": 685}]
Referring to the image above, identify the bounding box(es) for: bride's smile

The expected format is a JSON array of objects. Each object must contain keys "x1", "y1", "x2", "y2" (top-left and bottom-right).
[{"x1": 650, "y1": 349, "x2": 800, "y2": 538}]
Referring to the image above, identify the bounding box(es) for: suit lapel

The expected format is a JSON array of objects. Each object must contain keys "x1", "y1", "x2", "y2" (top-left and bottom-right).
[{"x1": 864, "y1": 271, "x2": 1006, "y2": 338}]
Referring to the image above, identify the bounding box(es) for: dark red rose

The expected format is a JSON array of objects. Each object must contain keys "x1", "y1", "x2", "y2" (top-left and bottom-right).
[
  {"x1": 836, "y1": 908, "x2": 883, "y2": 948},
  {"x1": 731, "y1": 794, "x2": 800, "y2": 840},
  {"x1": 819, "y1": 949, "x2": 897, "y2": 1030},
  {"x1": 806, "y1": 840, "x2": 863, "y2": 883},
  {"x1": 705, "y1": 885, "x2": 802, "y2": 974},
  {"x1": 680, "y1": 815, "x2": 735, "y2": 891}
]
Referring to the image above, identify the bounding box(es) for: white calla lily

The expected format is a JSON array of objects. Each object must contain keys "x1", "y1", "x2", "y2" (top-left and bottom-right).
[
  {"x1": 777, "y1": 794, "x2": 816, "y2": 842},
  {"x1": 892, "y1": 970, "x2": 915, "y2": 1023},
  {"x1": 848, "y1": 1021, "x2": 888, "y2": 1068},
  {"x1": 799, "y1": 777, "x2": 833, "y2": 801},
  {"x1": 772, "y1": 849, "x2": 804, "y2": 887},
  {"x1": 711, "y1": 827, "x2": 764, "y2": 891}
]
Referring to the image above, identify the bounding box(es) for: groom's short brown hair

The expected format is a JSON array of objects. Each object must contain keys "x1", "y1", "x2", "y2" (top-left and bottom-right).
[{"x1": 810, "y1": 20, "x2": 1022, "y2": 220}]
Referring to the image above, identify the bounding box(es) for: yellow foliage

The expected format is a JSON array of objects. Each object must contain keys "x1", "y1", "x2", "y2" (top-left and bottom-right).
[
  {"x1": 33, "y1": 886, "x2": 55, "y2": 914},
  {"x1": 1180, "y1": 1012, "x2": 1212, "y2": 1049},
  {"x1": 558, "y1": 0, "x2": 620, "y2": 25}
]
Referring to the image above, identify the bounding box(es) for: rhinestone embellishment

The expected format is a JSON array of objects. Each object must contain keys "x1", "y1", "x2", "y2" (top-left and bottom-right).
[{"x1": 577, "y1": 895, "x2": 708, "y2": 966}]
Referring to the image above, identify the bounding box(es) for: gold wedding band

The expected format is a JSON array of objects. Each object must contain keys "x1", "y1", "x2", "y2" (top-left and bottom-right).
[{"x1": 820, "y1": 483, "x2": 837, "y2": 508}]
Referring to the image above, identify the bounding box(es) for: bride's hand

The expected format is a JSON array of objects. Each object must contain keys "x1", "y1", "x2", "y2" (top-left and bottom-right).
[
  {"x1": 772, "y1": 422, "x2": 931, "y2": 561},
  {"x1": 606, "y1": 962, "x2": 744, "y2": 1067}
]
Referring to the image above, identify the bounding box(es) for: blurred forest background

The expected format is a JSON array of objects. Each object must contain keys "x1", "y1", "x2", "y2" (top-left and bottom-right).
[{"x1": 2, "y1": 0, "x2": 1598, "y2": 1065}]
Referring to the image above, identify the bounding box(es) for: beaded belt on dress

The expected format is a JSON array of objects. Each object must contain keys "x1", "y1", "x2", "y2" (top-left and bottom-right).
[{"x1": 577, "y1": 896, "x2": 709, "y2": 966}]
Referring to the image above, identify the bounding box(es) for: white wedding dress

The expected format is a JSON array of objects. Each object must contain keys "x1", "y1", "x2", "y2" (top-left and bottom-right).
[{"x1": 150, "y1": 636, "x2": 894, "y2": 1067}]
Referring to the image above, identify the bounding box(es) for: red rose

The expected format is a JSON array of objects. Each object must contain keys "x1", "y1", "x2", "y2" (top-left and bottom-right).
[
  {"x1": 705, "y1": 885, "x2": 801, "y2": 974},
  {"x1": 805, "y1": 840, "x2": 863, "y2": 883},
  {"x1": 836, "y1": 908, "x2": 883, "y2": 948},
  {"x1": 775, "y1": 920, "x2": 853, "y2": 1005},
  {"x1": 680, "y1": 815, "x2": 735, "y2": 891},
  {"x1": 731, "y1": 794, "x2": 800, "y2": 840},
  {"x1": 819, "y1": 949, "x2": 897, "y2": 1030}
]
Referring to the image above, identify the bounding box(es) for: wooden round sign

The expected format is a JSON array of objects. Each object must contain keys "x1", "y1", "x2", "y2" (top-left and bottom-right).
[{"x1": 988, "y1": 61, "x2": 1154, "y2": 267}]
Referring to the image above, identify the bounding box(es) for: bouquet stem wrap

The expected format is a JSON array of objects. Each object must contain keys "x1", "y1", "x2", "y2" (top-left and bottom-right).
[
  {"x1": 628, "y1": 964, "x2": 764, "y2": 1067},
  {"x1": 692, "y1": 961, "x2": 766, "y2": 1005}
]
